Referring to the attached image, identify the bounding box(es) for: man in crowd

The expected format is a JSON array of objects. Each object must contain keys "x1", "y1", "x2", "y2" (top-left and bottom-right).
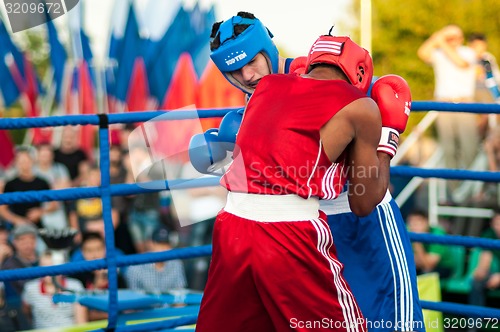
[
  {"x1": 0, "y1": 147, "x2": 58, "y2": 228},
  {"x1": 126, "y1": 226, "x2": 187, "y2": 294},
  {"x1": 0, "y1": 224, "x2": 39, "y2": 331}
]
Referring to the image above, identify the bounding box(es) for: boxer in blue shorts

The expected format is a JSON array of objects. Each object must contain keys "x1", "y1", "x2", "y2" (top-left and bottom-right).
[{"x1": 190, "y1": 11, "x2": 425, "y2": 332}]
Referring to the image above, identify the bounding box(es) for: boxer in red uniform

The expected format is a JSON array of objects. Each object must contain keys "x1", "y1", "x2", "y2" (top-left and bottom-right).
[
  {"x1": 195, "y1": 34, "x2": 412, "y2": 332},
  {"x1": 192, "y1": 13, "x2": 424, "y2": 331}
]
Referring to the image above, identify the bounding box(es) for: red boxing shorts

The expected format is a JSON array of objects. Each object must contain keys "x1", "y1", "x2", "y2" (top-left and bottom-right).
[{"x1": 196, "y1": 193, "x2": 366, "y2": 332}]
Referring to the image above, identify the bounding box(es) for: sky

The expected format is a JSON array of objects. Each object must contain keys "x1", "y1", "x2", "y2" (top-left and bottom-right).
[
  {"x1": 185, "y1": 0, "x2": 356, "y2": 56},
  {"x1": 1, "y1": 0, "x2": 357, "y2": 64}
]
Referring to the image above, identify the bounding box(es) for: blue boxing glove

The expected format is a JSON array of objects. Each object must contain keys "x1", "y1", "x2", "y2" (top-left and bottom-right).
[
  {"x1": 218, "y1": 109, "x2": 243, "y2": 151},
  {"x1": 188, "y1": 129, "x2": 227, "y2": 174}
]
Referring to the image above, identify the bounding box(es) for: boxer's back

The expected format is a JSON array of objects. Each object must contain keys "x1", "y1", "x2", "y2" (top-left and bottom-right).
[{"x1": 222, "y1": 74, "x2": 365, "y2": 199}]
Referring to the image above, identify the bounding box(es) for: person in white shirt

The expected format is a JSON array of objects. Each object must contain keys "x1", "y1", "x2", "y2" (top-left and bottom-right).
[
  {"x1": 22, "y1": 252, "x2": 87, "y2": 329},
  {"x1": 125, "y1": 226, "x2": 187, "y2": 294},
  {"x1": 418, "y1": 25, "x2": 480, "y2": 195}
]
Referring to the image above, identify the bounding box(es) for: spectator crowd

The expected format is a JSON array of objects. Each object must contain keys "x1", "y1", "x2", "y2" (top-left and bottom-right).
[{"x1": 0, "y1": 124, "x2": 203, "y2": 330}]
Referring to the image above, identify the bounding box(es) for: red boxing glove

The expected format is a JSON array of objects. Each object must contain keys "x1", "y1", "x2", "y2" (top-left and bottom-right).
[
  {"x1": 289, "y1": 56, "x2": 308, "y2": 74},
  {"x1": 371, "y1": 74, "x2": 412, "y2": 158}
]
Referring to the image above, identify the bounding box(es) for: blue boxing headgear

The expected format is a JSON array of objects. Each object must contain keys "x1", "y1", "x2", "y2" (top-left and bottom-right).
[{"x1": 210, "y1": 16, "x2": 279, "y2": 94}]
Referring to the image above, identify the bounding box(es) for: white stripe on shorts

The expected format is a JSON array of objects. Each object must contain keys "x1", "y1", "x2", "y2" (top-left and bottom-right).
[
  {"x1": 377, "y1": 202, "x2": 414, "y2": 331},
  {"x1": 310, "y1": 218, "x2": 365, "y2": 332}
]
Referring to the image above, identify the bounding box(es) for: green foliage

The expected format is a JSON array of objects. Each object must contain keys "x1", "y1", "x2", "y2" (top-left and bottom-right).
[
  {"x1": 17, "y1": 29, "x2": 50, "y2": 80},
  {"x1": 365, "y1": 0, "x2": 500, "y2": 101},
  {"x1": 349, "y1": 0, "x2": 500, "y2": 135}
]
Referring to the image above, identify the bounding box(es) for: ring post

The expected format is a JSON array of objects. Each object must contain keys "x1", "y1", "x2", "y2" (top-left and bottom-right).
[{"x1": 98, "y1": 114, "x2": 119, "y2": 329}]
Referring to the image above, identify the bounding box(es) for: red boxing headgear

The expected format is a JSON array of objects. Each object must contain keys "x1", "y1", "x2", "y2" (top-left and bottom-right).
[{"x1": 305, "y1": 35, "x2": 373, "y2": 94}]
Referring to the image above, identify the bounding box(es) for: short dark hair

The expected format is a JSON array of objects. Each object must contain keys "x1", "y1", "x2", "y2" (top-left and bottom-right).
[
  {"x1": 15, "y1": 145, "x2": 36, "y2": 159},
  {"x1": 309, "y1": 63, "x2": 349, "y2": 81},
  {"x1": 468, "y1": 32, "x2": 487, "y2": 43},
  {"x1": 210, "y1": 12, "x2": 256, "y2": 51},
  {"x1": 81, "y1": 232, "x2": 104, "y2": 246}
]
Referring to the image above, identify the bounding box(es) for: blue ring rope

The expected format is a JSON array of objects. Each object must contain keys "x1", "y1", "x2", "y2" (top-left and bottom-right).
[
  {"x1": 1, "y1": 165, "x2": 500, "y2": 206},
  {"x1": 0, "y1": 108, "x2": 239, "y2": 130},
  {"x1": 0, "y1": 245, "x2": 212, "y2": 282},
  {"x1": 0, "y1": 178, "x2": 222, "y2": 205},
  {"x1": 0, "y1": 102, "x2": 499, "y2": 130},
  {"x1": 3, "y1": 232, "x2": 500, "y2": 283},
  {"x1": 1, "y1": 102, "x2": 500, "y2": 330},
  {"x1": 411, "y1": 101, "x2": 500, "y2": 113},
  {"x1": 409, "y1": 232, "x2": 500, "y2": 250},
  {"x1": 421, "y1": 301, "x2": 500, "y2": 319},
  {"x1": 390, "y1": 166, "x2": 500, "y2": 182}
]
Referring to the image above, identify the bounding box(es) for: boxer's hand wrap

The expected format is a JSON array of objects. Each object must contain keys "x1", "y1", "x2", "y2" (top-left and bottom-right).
[{"x1": 371, "y1": 75, "x2": 412, "y2": 158}]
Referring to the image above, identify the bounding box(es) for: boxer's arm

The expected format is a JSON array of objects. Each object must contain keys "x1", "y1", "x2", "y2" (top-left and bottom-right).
[
  {"x1": 346, "y1": 74, "x2": 411, "y2": 216},
  {"x1": 345, "y1": 100, "x2": 390, "y2": 217},
  {"x1": 320, "y1": 98, "x2": 389, "y2": 217}
]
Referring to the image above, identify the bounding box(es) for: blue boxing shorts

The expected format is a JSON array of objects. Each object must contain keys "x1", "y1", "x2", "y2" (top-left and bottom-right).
[{"x1": 321, "y1": 190, "x2": 425, "y2": 332}]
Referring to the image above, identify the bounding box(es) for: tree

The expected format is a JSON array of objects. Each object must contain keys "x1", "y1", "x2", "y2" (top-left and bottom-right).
[
  {"x1": 363, "y1": 0, "x2": 500, "y2": 101},
  {"x1": 349, "y1": 0, "x2": 500, "y2": 135}
]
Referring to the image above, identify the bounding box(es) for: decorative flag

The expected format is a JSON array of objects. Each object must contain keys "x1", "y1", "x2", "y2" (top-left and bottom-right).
[
  {"x1": 78, "y1": 60, "x2": 96, "y2": 159},
  {"x1": 126, "y1": 57, "x2": 155, "y2": 112},
  {"x1": 45, "y1": 17, "x2": 67, "y2": 103},
  {"x1": 147, "y1": 7, "x2": 195, "y2": 105},
  {"x1": 153, "y1": 53, "x2": 199, "y2": 163},
  {"x1": 0, "y1": 130, "x2": 15, "y2": 169},
  {"x1": 0, "y1": 19, "x2": 20, "y2": 106},
  {"x1": 114, "y1": 3, "x2": 143, "y2": 102},
  {"x1": 196, "y1": 60, "x2": 246, "y2": 131},
  {"x1": 188, "y1": 5, "x2": 216, "y2": 77}
]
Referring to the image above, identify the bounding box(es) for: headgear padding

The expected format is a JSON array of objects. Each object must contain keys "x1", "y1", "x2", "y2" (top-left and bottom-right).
[
  {"x1": 305, "y1": 35, "x2": 373, "y2": 94},
  {"x1": 210, "y1": 16, "x2": 279, "y2": 94}
]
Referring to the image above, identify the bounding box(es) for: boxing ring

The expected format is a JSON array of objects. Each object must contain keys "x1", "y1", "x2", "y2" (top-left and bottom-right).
[{"x1": 0, "y1": 102, "x2": 500, "y2": 331}]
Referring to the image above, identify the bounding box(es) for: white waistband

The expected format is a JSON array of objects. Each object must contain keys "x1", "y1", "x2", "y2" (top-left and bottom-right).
[
  {"x1": 319, "y1": 190, "x2": 393, "y2": 215},
  {"x1": 224, "y1": 192, "x2": 320, "y2": 222}
]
